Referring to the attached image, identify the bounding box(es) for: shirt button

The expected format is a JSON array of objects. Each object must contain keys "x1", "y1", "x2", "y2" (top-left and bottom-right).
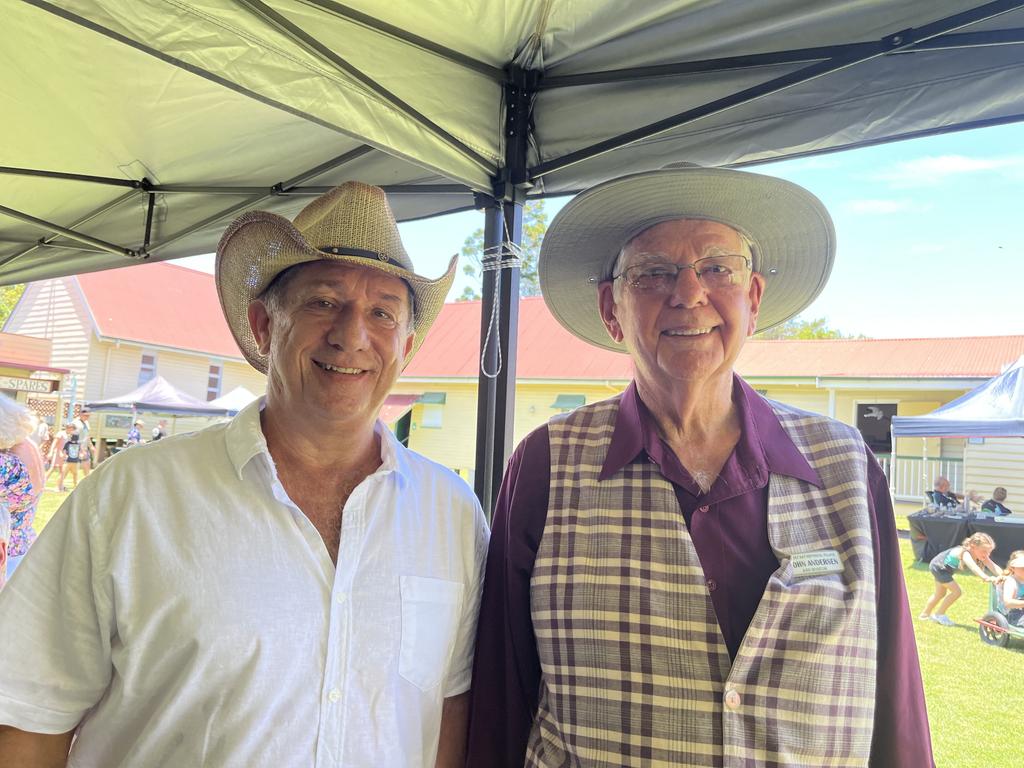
[
  {"x1": 336, "y1": 592, "x2": 348, "y2": 605},
  {"x1": 698, "y1": 505, "x2": 710, "y2": 513},
  {"x1": 724, "y1": 689, "x2": 741, "y2": 710},
  {"x1": 328, "y1": 688, "x2": 341, "y2": 703},
  {"x1": 705, "y1": 578, "x2": 717, "y2": 591}
]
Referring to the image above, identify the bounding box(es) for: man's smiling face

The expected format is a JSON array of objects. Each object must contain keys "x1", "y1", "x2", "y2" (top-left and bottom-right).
[
  {"x1": 248, "y1": 260, "x2": 414, "y2": 431},
  {"x1": 599, "y1": 218, "x2": 763, "y2": 394}
]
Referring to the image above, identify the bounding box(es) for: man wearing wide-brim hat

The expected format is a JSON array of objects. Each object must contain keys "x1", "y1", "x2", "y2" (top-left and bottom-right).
[
  {"x1": 467, "y1": 167, "x2": 933, "y2": 767},
  {"x1": 0, "y1": 183, "x2": 488, "y2": 768}
]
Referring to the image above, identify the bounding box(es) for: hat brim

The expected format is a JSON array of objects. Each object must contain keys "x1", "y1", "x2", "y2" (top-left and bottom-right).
[
  {"x1": 538, "y1": 168, "x2": 836, "y2": 352},
  {"x1": 215, "y1": 211, "x2": 456, "y2": 373},
  {"x1": 1008, "y1": 556, "x2": 1024, "y2": 568}
]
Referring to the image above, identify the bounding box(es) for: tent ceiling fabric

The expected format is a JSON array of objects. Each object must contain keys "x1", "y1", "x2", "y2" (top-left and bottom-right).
[{"x1": 2, "y1": 0, "x2": 1024, "y2": 284}]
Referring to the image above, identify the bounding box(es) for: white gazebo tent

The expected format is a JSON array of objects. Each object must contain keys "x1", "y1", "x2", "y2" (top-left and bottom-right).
[
  {"x1": 207, "y1": 386, "x2": 260, "y2": 417},
  {"x1": 3, "y1": 1, "x2": 1024, "y2": 512},
  {"x1": 891, "y1": 356, "x2": 1024, "y2": 501}
]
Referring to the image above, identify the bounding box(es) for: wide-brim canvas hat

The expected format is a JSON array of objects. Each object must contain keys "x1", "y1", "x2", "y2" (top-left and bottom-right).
[
  {"x1": 216, "y1": 181, "x2": 456, "y2": 373},
  {"x1": 539, "y1": 166, "x2": 836, "y2": 352}
]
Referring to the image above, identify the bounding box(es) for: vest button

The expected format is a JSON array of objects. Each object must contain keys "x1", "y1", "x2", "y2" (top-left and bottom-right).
[
  {"x1": 698, "y1": 505, "x2": 710, "y2": 514},
  {"x1": 705, "y1": 578, "x2": 717, "y2": 591},
  {"x1": 724, "y1": 689, "x2": 741, "y2": 710}
]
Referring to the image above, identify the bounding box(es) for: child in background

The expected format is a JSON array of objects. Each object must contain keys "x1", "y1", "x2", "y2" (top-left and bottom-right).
[
  {"x1": 1001, "y1": 550, "x2": 1024, "y2": 627},
  {"x1": 920, "y1": 532, "x2": 1002, "y2": 626}
]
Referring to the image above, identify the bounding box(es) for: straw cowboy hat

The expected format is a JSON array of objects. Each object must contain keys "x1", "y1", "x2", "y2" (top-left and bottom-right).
[
  {"x1": 538, "y1": 166, "x2": 836, "y2": 352},
  {"x1": 216, "y1": 182, "x2": 456, "y2": 373}
]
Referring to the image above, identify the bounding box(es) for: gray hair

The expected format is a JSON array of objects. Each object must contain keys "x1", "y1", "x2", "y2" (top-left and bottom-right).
[
  {"x1": 0, "y1": 394, "x2": 38, "y2": 450},
  {"x1": 610, "y1": 227, "x2": 757, "y2": 302}
]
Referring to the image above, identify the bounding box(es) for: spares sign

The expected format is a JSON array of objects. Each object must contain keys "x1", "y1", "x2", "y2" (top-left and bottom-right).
[{"x1": 0, "y1": 376, "x2": 59, "y2": 394}]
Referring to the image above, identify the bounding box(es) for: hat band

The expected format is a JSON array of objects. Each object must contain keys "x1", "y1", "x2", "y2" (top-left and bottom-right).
[{"x1": 319, "y1": 245, "x2": 392, "y2": 264}]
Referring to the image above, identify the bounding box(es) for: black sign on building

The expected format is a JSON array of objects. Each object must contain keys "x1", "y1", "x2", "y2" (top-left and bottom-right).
[{"x1": 856, "y1": 403, "x2": 898, "y2": 455}]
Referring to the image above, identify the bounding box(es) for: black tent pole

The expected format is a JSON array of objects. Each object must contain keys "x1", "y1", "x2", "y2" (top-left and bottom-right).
[
  {"x1": 472, "y1": 66, "x2": 535, "y2": 518},
  {"x1": 472, "y1": 195, "x2": 523, "y2": 518}
]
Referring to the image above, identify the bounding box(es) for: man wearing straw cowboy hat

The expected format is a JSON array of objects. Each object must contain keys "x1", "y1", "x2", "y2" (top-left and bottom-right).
[
  {"x1": 0, "y1": 183, "x2": 488, "y2": 767},
  {"x1": 467, "y1": 167, "x2": 933, "y2": 767}
]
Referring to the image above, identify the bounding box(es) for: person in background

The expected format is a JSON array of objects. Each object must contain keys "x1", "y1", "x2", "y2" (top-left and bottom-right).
[
  {"x1": 1001, "y1": 550, "x2": 1024, "y2": 626},
  {"x1": 928, "y1": 475, "x2": 961, "y2": 509},
  {"x1": 151, "y1": 419, "x2": 168, "y2": 442},
  {"x1": 0, "y1": 395, "x2": 44, "y2": 580},
  {"x1": 71, "y1": 408, "x2": 94, "y2": 477},
  {"x1": 126, "y1": 419, "x2": 145, "y2": 446},
  {"x1": 0, "y1": 182, "x2": 487, "y2": 768},
  {"x1": 982, "y1": 487, "x2": 1012, "y2": 516},
  {"x1": 57, "y1": 424, "x2": 82, "y2": 493},
  {"x1": 467, "y1": 166, "x2": 932, "y2": 767},
  {"x1": 29, "y1": 417, "x2": 50, "y2": 449},
  {"x1": 920, "y1": 532, "x2": 1002, "y2": 626},
  {"x1": 46, "y1": 423, "x2": 72, "y2": 487}
]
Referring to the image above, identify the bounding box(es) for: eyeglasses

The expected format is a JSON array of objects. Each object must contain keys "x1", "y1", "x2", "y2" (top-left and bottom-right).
[{"x1": 612, "y1": 254, "x2": 752, "y2": 294}]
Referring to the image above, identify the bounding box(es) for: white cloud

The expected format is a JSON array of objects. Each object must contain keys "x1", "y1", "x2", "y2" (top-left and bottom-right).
[
  {"x1": 844, "y1": 198, "x2": 917, "y2": 215},
  {"x1": 871, "y1": 154, "x2": 1024, "y2": 187}
]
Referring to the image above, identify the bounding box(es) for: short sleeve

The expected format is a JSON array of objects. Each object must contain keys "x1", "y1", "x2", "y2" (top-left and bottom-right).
[
  {"x1": 0, "y1": 481, "x2": 115, "y2": 733},
  {"x1": 442, "y1": 493, "x2": 490, "y2": 697}
]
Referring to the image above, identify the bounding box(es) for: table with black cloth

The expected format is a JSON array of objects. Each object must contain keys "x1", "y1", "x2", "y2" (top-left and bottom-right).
[{"x1": 907, "y1": 511, "x2": 1024, "y2": 568}]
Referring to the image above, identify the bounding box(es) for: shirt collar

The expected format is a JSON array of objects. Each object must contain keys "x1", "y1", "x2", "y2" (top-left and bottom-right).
[
  {"x1": 226, "y1": 397, "x2": 270, "y2": 478},
  {"x1": 225, "y1": 397, "x2": 411, "y2": 488},
  {"x1": 599, "y1": 376, "x2": 821, "y2": 488}
]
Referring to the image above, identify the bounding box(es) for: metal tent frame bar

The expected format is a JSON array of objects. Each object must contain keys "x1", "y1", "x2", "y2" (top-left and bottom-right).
[
  {"x1": 6, "y1": 0, "x2": 1024, "y2": 515},
  {"x1": 302, "y1": 0, "x2": 504, "y2": 80},
  {"x1": 236, "y1": 0, "x2": 493, "y2": 172},
  {"x1": 539, "y1": 28, "x2": 1024, "y2": 88},
  {"x1": 531, "y1": 0, "x2": 1024, "y2": 177}
]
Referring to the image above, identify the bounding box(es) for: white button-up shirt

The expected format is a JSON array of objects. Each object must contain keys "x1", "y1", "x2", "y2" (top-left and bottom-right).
[{"x1": 0, "y1": 400, "x2": 489, "y2": 767}]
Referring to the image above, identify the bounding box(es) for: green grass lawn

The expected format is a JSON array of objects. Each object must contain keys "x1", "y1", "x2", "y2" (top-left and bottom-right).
[
  {"x1": 26, "y1": 487, "x2": 1022, "y2": 765},
  {"x1": 901, "y1": 539, "x2": 1023, "y2": 766}
]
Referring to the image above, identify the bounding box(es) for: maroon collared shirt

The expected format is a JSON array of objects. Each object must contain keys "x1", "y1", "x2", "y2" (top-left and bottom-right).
[{"x1": 466, "y1": 377, "x2": 934, "y2": 767}]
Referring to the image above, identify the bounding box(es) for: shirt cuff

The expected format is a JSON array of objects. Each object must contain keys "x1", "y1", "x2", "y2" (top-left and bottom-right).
[{"x1": 0, "y1": 693, "x2": 83, "y2": 734}]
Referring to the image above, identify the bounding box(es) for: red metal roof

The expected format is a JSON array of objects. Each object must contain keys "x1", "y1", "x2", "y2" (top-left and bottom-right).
[
  {"x1": 404, "y1": 297, "x2": 1024, "y2": 380},
  {"x1": 76, "y1": 262, "x2": 244, "y2": 359},
  {"x1": 70, "y1": 269, "x2": 1024, "y2": 380},
  {"x1": 734, "y1": 337, "x2": 1024, "y2": 378},
  {"x1": 404, "y1": 298, "x2": 634, "y2": 380}
]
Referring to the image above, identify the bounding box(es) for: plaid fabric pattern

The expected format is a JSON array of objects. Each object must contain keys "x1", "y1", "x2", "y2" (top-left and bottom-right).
[{"x1": 527, "y1": 395, "x2": 877, "y2": 768}]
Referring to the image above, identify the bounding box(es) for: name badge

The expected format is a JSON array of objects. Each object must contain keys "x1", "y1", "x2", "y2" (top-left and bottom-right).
[{"x1": 790, "y1": 549, "x2": 843, "y2": 578}]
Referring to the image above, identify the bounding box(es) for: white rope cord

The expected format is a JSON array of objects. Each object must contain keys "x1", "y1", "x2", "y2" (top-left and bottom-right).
[{"x1": 479, "y1": 205, "x2": 524, "y2": 379}]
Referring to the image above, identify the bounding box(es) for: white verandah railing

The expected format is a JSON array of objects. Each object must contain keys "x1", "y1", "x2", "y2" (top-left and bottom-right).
[{"x1": 876, "y1": 455, "x2": 964, "y2": 502}]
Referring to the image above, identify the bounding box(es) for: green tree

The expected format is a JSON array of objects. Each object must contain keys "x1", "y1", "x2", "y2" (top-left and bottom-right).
[
  {"x1": 457, "y1": 201, "x2": 548, "y2": 300},
  {"x1": 0, "y1": 284, "x2": 26, "y2": 327},
  {"x1": 755, "y1": 316, "x2": 864, "y2": 340}
]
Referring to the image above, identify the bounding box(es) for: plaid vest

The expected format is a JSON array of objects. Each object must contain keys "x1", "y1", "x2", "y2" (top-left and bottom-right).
[{"x1": 527, "y1": 395, "x2": 877, "y2": 767}]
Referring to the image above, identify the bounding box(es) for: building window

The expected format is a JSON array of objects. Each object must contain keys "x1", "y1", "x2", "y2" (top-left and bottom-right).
[
  {"x1": 418, "y1": 392, "x2": 446, "y2": 429},
  {"x1": 207, "y1": 363, "x2": 223, "y2": 401},
  {"x1": 138, "y1": 351, "x2": 157, "y2": 385},
  {"x1": 551, "y1": 394, "x2": 586, "y2": 413}
]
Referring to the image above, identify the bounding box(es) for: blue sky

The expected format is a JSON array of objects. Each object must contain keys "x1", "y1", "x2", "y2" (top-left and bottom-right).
[{"x1": 177, "y1": 121, "x2": 1024, "y2": 339}]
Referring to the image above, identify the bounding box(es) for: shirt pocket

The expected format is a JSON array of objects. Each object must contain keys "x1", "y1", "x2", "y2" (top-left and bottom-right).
[{"x1": 399, "y1": 575, "x2": 465, "y2": 692}]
